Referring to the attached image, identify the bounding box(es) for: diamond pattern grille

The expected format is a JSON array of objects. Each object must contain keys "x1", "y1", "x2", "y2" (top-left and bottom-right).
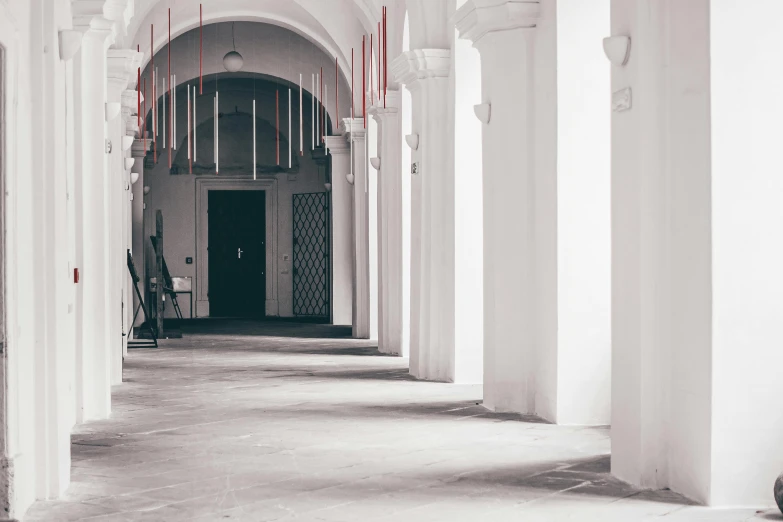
[{"x1": 292, "y1": 192, "x2": 330, "y2": 317}]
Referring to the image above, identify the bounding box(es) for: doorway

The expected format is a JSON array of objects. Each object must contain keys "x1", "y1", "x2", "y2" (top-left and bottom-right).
[{"x1": 208, "y1": 190, "x2": 266, "y2": 317}]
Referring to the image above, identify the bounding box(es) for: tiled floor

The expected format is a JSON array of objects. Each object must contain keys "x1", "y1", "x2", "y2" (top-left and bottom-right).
[{"x1": 23, "y1": 320, "x2": 781, "y2": 521}]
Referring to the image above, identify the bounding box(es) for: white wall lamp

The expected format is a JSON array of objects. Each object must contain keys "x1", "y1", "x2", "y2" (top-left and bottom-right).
[
  {"x1": 346, "y1": 173, "x2": 355, "y2": 185},
  {"x1": 59, "y1": 30, "x2": 82, "y2": 61},
  {"x1": 106, "y1": 102, "x2": 121, "y2": 121},
  {"x1": 324, "y1": 182, "x2": 332, "y2": 191},
  {"x1": 405, "y1": 133, "x2": 419, "y2": 151},
  {"x1": 124, "y1": 158, "x2": 136, "y2": 170},
  {"x1": 473, "y1": 103, "x2": 491, "y2": 125},
  {"x1": 122, "y1": 136, "x2": 135, "y2": 151},
  {"x1": 143, "y1": 185, "x2": 151, "y2": 195},
  {"x1": 130, "y1": 171, "x2": 140, "y2": 184},
  {"x1": 370, "y1": 157, "x2": 381, "y2": 170},
  {"x1": 602, "y1": 36, "x2": 631, "y2": 67}
]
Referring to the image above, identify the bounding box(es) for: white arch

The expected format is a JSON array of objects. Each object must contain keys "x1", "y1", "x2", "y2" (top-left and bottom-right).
[{"x1": 129, "y1": 0, "x2": 385, "y2": 91}]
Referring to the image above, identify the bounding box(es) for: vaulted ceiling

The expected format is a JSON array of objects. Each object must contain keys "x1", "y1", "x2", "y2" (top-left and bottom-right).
[{"x1": 128, "y1": 0, "x2": 401, "y2": 78}]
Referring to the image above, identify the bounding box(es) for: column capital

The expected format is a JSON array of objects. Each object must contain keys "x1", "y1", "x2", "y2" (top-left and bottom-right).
[
  {"x1": 72, "y1": 0, "x2": 134, "y2": 42},
  {"x1": 107, "y1": 49, "x2": 142, "y2": 98},
  {"x1": 131, "y1": 138, "x2": 150, "y2": 158},
  {"x1": 391, "y1": 49, "x2": 450, "y2": 88},
  {"x1": 339, "y1": 118, "x2": 367, "y2": 141},
  {"x1": 368, "y1": 89, "x2": 401, "y2": 122},
  {"x1": 455, "y1": 0, "x2": 540, "y2": 44},
  {"x1": 325, "y1": 136, "x2": 350, "y2": 155},
  {"x1": 122, "y1": 89, "x2": 140, "y2": 137}
]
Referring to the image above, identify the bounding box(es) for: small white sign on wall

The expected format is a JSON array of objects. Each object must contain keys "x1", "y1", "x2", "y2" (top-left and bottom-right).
[{"x1": 612, "y1": 87, "x2": 632, "y2": 112}]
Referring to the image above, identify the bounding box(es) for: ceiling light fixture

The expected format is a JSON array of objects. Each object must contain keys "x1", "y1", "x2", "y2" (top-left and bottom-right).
[{"x1": 223, "y1": 23, "x2": 244, "y2": 72}]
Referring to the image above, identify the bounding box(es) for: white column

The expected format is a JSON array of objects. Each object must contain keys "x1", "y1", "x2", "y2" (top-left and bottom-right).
[
  {"x1": 451, "y1": 14, "x2": 484, "y2": 384},
  {"x1": 30, "y1": 0, "x2": 72, "y2": 498},
  {"x1": 130, "y1": 138, "x2": 149, "y2": 330},
  {"x1": 107, "y1": 51, "x2": 140, "y2": 386},
  {"x1": 325, "y1": 132, "x2": 353, "y2": 326},
  {"x1": 394, "y1": 49, "x2": 471, "y2": 382},
  {"x1": 456, "y1": 0, "x2": 610, "y2": 420},
  {"x1": 610, "y1": 0, "x2": 783, "y2": 507},
  {"x1": 369, "y1": 91, "x2": 406, "y2": 356},
  {"x1": 72, "y1": 20, "x2": 114, "y2": 421},
  {"x1": 344, "y1": 119, "x2": 371, "y2": 339},
  {"x1": 121, "y1": 87, "x2": 141, "y2": 358}
]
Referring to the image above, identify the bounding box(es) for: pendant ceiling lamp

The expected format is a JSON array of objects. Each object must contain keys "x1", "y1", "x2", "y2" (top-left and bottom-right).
[{"x1": 223, "y1": 23, "x2": 243, "y2": 72}]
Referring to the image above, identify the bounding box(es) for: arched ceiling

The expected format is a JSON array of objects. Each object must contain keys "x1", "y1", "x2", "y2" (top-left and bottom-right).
[
  {"x1": 131, "y1": 0, "x2": 378, "y2": 77},
  {"x1": 129, "y1": 0, "x2": 408, "y2": 88}
]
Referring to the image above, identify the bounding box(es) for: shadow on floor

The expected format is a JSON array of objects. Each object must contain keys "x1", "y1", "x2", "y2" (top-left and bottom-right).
[
  {"x1": 179, "y1": 318, "x2": 354, "y2": 339},
  {"x1": 266, "y1": 367, "x2": 418, "y2": 381},
  {"x1": 441, "y1": 455, "x2": 698, "y2": 505}
]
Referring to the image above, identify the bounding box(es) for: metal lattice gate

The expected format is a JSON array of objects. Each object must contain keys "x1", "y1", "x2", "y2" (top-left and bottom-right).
[{"x1": 292, "y1": 192, "x2": 330, "y2": 318}]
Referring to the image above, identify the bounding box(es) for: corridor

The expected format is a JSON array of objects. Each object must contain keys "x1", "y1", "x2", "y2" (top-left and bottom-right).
[{"x1": 22, "y1": 322, "x2": 776, "y2": 521}]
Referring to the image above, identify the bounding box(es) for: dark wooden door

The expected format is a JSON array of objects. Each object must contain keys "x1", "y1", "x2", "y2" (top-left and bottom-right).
[{"x1": 208, "y1": 190, "x2": 266, "y2": 317}]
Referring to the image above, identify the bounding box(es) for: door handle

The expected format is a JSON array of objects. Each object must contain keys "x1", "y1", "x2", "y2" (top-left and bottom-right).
[{"x1": 238, "y1": 248, "x2": 243, "y2": 259}]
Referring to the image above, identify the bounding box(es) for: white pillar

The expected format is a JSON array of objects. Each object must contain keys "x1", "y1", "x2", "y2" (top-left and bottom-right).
[
  {"x1": 72, "y1": 20, "x2": 114, "y2": 421},
  {"x1": 121, "y1": 87, "x2": 141, "y2": 358},
  {"x1": 107, "y1": 51, "x2": 140, "y2": 386},
  {"x1": 451, "y1": 13, "x2": 484, "y2": 384},
  {"x1": 30, "y1": 0, "x2": 72, "y2": 498},
  {"x1": 456, "y1": 0, "x2": 610, "y2": 421},
  {"x1": 325, "y1": 132, "x2": 353, "y2": 326},
  {"x1": 344, "y1": 119, "x2": 371, "y2": 339},
  {"x1": 369, "y1": 91, "x2": 406, "y2": 356},
  {"x1": 610, "y1": 0, "x2": 783, "y2": 507},
  {"x1": 394, "y1": 49, "x2": 482, "y2": 383},
  {"x1": 130, "y1": 138, "x2": 149, "y2": 330}
]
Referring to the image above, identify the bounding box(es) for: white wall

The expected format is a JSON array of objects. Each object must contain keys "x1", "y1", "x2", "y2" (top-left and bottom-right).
[
  {"x1": 140, "y1": 22, "x2": 351, "y2": 141},
  {"x1": 451, "y1": 3, "x2": 483, "y2": 384},
  {"x1": 554, "y1": 0, "x2": 611, "y2": 425},
  {"x1": 400, "y1": 12, "x2": 411, "y2": 357},
  {"x1": 710, "y1": 0, "x2": 783, "y2": 506},
  {"x1": 145, "y1": 84, "x2": 328, "y2": 318},
  {"x1": 0, "y1": 0, "x2": 81, "y2": 515},
  {"x1": 611, "y1": 0, "x2": 783, "y2": 506}
]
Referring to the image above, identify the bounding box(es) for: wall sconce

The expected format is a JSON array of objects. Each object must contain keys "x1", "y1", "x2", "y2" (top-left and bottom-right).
[
  {"x1": 122, "y1": 136, "x2": 135, "y2": 151},
  {"x1": 106, "y1": 102, "x2": 121, "y2": 121},
  {"x1": 324, "y1": 182, "x2": 332, "y2": 192},
  {"x1": 405, "y1": 134, "x2": 419, "y2": 151},
  {"x1": 130, "y1": 171, "x2": 140, "y2": 184},
  {"x1": 143, "y1": 185, "x2": 151, "y2": 195},
  {"x1": 346, "y1": 174, "x2": 355, "y2": 185},
  {"x1": 59, "y1": 30, "x2": 82, "y2": 61},
  {"x1": 602, "y1": 36, "x2": 631, "y2": 67},
  {"x1": 124, "y1": 158, "x2": 135, "y2": 170},
  {"x1": 370, "y1": 157, "x2": 381, "y2": 170},
  {"x1": 473, "y1": 103, "x2": 491, "y2": 124}
]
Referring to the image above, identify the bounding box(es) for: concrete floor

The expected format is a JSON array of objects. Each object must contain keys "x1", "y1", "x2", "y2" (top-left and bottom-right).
[{"x1": 23, "y1": 320, "x2": 781, "y2": 521}]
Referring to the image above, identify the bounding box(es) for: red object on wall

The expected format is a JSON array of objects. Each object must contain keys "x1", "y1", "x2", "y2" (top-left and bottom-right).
[
  {"x1": 168, "y1": 7, "x2": 172, "y2": 170},
  {"x1": 137, "y1": 45, "x2": 141, "y2": 127},
  {"x1": 362, "y1": 36, "x2": 366, "y2": 128},
  {"x1": 200, "y1": 4, "x2": 203, "y2": 95},
  {"x1": 383, "y1": 6, "x2": 387, "y2": 107},
  {"x1": 74, "y1": 268, "x2": 79, "y2": 284}
]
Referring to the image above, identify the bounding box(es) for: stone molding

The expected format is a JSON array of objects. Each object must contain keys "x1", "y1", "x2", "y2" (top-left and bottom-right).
[
  {"x1": 107, "y1": 49, "x2": 142, "y2": 99},
  {"x1": 130, "y1": 139, "x2": 150, "y2": 158},
  {"x1": 391, "y1": 49, "x2": 450, "y2": 87},
  {"x1": 455, "y1": 0, "x2": 540, "y2": 44},
  {"x1": 324, "y1": 136, "x2": 350, "y2": 154},
  {"x1": 368, "y1": 89, "x2": 401, "y2": 120},
  {"x1": 340, "y1": 118, "x2": 367, "y2": 141},
  {"x1": 71, "y1": 0, "x2": 134, "y2": 43}
]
